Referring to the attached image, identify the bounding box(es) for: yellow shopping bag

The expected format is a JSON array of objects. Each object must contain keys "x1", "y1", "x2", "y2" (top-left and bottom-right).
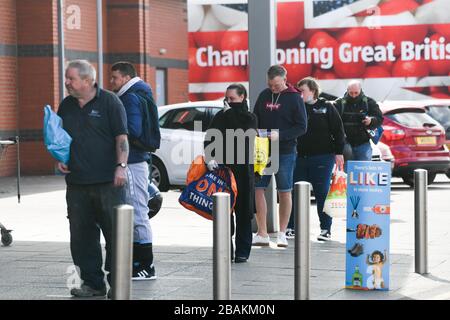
[{"x1": 254, "y1": 136, "x2": 269, "y2": 176}]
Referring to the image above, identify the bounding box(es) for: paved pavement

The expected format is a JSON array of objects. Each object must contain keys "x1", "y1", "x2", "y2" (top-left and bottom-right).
[{"x1": 1, "y1": 175, "x2": 450, "y2": 300}]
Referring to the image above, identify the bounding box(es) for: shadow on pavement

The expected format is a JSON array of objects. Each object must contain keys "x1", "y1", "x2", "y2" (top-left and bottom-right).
[
  {"x1": 0, "y1": 240, "x2": 422, "y2": 300},
  {"x1": 0, "y1": 176, "x2": 66, "y2": 199}
]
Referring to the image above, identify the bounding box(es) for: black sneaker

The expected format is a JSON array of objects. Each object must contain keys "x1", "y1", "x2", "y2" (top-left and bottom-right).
[
  {"x1": 70, "y1": 284, "x2": 106, "y2": 297},
  {"x1": 234, "y1": 256, "x2": 248, "y2": 263},
  {"x1": 317, "y1": 230, "x2": 331, "y2": 241},
  {"x1": 132, "y1": 264, "x2": 157, "y2": 281},
  {"x1": 285, "y1": 228, "x2": 295, "y2": 240}
]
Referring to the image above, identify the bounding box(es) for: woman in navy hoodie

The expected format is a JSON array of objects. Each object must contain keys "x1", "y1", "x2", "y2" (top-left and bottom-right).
[{"x1": 286, "y1": 77, "x2": 345, "y2": 242}]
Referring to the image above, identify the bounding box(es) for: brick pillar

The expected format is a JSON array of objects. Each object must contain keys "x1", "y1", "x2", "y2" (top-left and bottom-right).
[
  {"x1": 13, "y1": 0, "x2": 108, "y2": 176},
  {"x1": 147, "y1": 0, "x2": 188, "y2": 104},
  {"x1": 1, "y1": 0, "x2": 188, "y2": 177},
  {"x1": 15, "y1": 0, "x2": 59, "y2": 175},
  {"x1": 106, "y1": 0, "x2": 147, "y2": 87},
  {"x1": 0, "y1": 0, "x2": 19, "y2": 176},
  {"x1": 106, "y1": 0, "x2": 188, "y2": 103}
]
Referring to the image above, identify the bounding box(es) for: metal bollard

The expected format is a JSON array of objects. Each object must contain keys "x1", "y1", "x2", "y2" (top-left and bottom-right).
[
  {"x1": 212, "y1": 192, "x2": 231, "y2": 300},
  {"x1": 414, "y1": 169, "x2": 428, "y2": 274},
  {"x1": 294, "y1": 182, "x2": 311, "y2": 300},
  {"x1": 112, "y1": 205, "x2": 134, "y2": 300}
]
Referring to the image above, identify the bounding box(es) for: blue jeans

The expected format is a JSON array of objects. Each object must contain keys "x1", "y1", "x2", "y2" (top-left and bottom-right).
[
  {"x1": 288, "y1": 154, "x2": 335, "y2": 232},
  {"x1": 255, "y1": 153, "x2": 297, "y2": 192},
  {"x1": 66, "y1": 183, "x2": 125, "y2": 289},
  {"x1": 351, "y1": 142, "x2": 372, "y2": 161}
]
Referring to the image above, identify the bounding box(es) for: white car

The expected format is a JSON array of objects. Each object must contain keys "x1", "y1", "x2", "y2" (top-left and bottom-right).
[
  {"x1": 151, "y1": 101, "x2": 223, "y2": 191},
  {"x1": 151, "y1": 101, "x2": 386, "y2": 191}
]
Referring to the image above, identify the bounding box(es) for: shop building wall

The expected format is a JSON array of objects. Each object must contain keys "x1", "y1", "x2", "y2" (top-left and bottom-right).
[
  {"x1": 0, "y1": 1, "x2": 18, "y2": 176},
  {"x1": 0, "y1": 0, "x2": 188, "y2": 177}
]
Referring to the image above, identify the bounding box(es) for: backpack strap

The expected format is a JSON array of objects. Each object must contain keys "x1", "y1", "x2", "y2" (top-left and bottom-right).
[
  {"x1": 340, "y1": 96, "x2": 369, "y2": 115},
  {"x1": 337, "y1": 98, "x2": 345, "y2": 116},
  {"x1": 325, "y1": 100, "x2": 334, "y2": 130},
  {"x1": 362, "y1": 96, "x2": 369, "y2": 114}
]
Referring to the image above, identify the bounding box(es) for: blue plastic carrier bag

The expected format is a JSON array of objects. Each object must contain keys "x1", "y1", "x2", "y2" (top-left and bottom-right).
[{"x1": 43, "y1": 105, "x2": 72, "y2": 164}]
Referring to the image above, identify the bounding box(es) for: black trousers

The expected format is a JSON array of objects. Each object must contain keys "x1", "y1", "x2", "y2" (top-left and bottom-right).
[
  {"x1": 231, "y1": 211, "x2": 253, "y2": 260},
  {"x1": 66, "y1": 183, "x2": 125, "y2": 290}
]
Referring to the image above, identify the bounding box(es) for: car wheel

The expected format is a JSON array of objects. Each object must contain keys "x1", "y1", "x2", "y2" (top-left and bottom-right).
[
  {"x1": 428, "y1": 172, "x2": 436, "y2": 185},
  {"x1": 401, "y1": 175, "x2": 414, "y2": 188},
  {"x1": 1, "y1": 231, "x2": 12, "y2": 246},
  {"x1": 402, "y1": 172, "x2": 436, "y2": 188},
  {"x1": 150, "y1": 157, "x2": 170, "y2": 192}
]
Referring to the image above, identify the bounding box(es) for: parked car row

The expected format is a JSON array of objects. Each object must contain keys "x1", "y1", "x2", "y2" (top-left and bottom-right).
[
  {"x1": 380, "y1": 100, "x2": 450, "y2": 187},
  {"x1": 151, "y1": 101, "x2": 223, "y2": 191},
  {"x1": 151, "y1": 100, "x2": 391, "y2": 191},
  {"x1": 150, "y1": 99, "x2": 450, "y2": 190},
  {"x1": 418, "y1": 100, "x2": 450, "y2": 180}
]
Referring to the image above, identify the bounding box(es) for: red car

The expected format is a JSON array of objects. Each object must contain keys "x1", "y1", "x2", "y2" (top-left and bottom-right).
[
  {"x1": 421, "y1": 100, "x2": 450, "y2": 179},
  {"x1": 380, "y1": 101, "x2": 450, "y2": 187}
]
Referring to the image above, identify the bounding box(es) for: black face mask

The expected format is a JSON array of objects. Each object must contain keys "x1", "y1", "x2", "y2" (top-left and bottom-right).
[
  {"x1": 228, "y1": 101, "x2": 248, "y2": 111},
  {"x1": 346, "y1": 94, "x2": 362, "y2": 104}
]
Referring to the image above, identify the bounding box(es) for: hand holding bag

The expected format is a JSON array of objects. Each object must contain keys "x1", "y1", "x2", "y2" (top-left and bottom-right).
[
  {"x1": 254, "y1": 136, "x2": 269, "y2": 176},
  {"x1": 179, "y1": 155, "x2": 237, "y2": 220}
]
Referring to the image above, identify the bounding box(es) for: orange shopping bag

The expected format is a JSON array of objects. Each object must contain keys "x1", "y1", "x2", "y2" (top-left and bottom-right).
[{"x1": 323, "y1": 170, "x2": 347, "y2": 218}]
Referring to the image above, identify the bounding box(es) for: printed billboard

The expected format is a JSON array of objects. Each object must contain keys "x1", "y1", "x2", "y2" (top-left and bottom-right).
[
  {"x1": 188, "y1": 0, "x2": 450, "y2": 102},
  {"x1": 345, "y1": 161, "x2": 391, "y2": 291}
]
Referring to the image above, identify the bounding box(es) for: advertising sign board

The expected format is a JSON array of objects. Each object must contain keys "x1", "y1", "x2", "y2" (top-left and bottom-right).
[
  {"x1": 345, "y1": 161, "x2": 391, "y2": 291},
  {"x1": 188, "y1": 0, "x2": 450, "y2": 101}
]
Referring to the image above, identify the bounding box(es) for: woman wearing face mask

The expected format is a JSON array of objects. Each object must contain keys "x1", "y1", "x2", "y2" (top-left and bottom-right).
[
  {"x1": 204, "y1": 84, "x2": 258, "y2": 263},
  {"x1": 286, "y1": 77, "x2": 345, "y2": 242}
]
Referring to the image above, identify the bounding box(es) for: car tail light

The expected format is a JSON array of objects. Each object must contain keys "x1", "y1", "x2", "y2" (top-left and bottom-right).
[{"x1": 383, "y1": 126, "x2": 405, "y2": 141}]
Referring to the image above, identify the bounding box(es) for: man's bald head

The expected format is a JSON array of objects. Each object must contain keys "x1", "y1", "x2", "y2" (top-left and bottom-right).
[{"x1": 347, "y1": 80, "x2": 362, "y2": 98}]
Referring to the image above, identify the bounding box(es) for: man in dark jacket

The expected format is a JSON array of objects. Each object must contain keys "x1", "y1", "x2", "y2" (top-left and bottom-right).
[
  {"x1": 58, "y1": 60, "x2": 128, "y2": 297},
  {"x1": 334, "y1": 80, "x2": 383, "y2": 161},
  {"x1": 110, "y1": 62, "x2": 157, "y2": 281},
  {"x1": 252, "y1": 65, "x2": 307, "y2": 248}
]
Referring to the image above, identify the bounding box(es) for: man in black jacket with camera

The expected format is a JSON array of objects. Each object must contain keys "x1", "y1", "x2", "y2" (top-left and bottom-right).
[{"x1": 334, "y1": 80, "x2": 383, "y2": 161}]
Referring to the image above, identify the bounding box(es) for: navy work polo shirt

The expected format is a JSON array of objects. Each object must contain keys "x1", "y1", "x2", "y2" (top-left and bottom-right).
[{"x1": 58, "y1": 86, "x2": 128, "y2": 185}]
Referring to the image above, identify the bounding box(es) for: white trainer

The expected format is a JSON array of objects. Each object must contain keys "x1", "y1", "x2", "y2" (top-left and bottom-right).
[
  {"x1": 252, "y1": 234, "x2": 270, "y2": 246},
  {"x1": 277, "y1": 232, "x2": 288, "y2": 248}
]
